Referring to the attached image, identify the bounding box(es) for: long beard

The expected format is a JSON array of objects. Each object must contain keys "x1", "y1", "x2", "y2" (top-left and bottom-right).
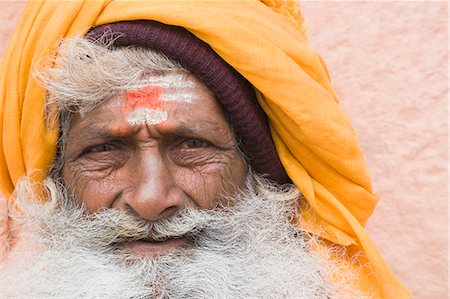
[{"x1": 2, "y1": 175, "x2": 341, "y2": 299}]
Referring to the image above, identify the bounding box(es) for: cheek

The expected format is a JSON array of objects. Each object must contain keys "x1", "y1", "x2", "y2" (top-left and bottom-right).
[
  {"x1": 175, "y1": 151, "x2": 248, "y2": 209},
  {"x1": 62, "y1": 164, "x2": 124, "y2": 212}
]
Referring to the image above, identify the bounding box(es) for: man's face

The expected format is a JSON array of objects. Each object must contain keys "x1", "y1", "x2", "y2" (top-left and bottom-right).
[{"x1": 61, "y1": 71, "x2": 248, "y2": 256}]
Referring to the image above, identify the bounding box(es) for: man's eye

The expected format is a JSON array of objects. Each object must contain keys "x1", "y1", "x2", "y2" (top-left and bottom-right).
[
  {"x1": 88, "y1": 143, "x2": 116, "y2": 153},
  {"x1": 181, "y1": 139, "x2": 208, "y2": 149}
]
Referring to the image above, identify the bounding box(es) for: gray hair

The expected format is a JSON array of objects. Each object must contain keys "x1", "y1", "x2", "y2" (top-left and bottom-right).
[{"x1": 40, "y1": 36, "x2": 185, "y2": 115}]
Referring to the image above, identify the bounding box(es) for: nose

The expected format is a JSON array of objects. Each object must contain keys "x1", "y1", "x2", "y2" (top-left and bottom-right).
[{"x1": 120, "y1": 149, "x2": 186, "y2": 221}]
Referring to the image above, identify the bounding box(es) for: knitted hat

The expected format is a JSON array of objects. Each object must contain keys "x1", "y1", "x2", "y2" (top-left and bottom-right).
[{"x1": 87, "y1": 21, "x2": 289, "y2": 184}]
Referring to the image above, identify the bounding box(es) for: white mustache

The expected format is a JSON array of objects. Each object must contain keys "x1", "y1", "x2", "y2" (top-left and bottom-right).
[{"x1": 84, "y1": 207, "x2": 212, "y2": 246}]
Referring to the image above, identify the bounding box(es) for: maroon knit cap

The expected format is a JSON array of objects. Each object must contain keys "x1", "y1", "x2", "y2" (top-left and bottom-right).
[{"x1": 87, "y1": 21, "x2": 289, "y2": 184}]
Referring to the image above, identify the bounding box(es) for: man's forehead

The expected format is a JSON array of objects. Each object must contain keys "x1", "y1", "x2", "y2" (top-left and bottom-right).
[{"x1": 68, "y1": 76, "x2": 230, "y2": 141}]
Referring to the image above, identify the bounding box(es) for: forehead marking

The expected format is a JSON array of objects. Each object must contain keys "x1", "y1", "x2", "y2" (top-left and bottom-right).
[
  {"x1": 121, "y1": 75, "x2": 200, "y2": 126},
  {"x1": 124, "y1": 85, "x2": 164, "y2": 111},
  {"x1": 122, "y1": 85, "x2": 167, "y2": 126},
  {"x1": 127, "y1": 108, "x2": 168, "y2": 126}
]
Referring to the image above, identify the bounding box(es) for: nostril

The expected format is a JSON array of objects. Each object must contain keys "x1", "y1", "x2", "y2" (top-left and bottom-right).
[{"x1": 160, "y1": 205, "x2": 181, "y2": 218}]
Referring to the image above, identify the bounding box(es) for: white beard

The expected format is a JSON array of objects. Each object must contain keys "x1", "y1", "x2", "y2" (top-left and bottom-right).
[{"x1": 1, "y1": 175, "x2": 345, "y2": 299}]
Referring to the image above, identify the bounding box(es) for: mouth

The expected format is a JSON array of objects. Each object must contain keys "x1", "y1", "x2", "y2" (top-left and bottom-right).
[{"x1": 121, "y1": 236, "x2": 189, "y2": 257}]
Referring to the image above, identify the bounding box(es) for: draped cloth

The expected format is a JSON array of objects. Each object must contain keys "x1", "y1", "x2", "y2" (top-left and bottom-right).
[{"x1": 0, "y1": 0, "x2": 409, "y2": 297}]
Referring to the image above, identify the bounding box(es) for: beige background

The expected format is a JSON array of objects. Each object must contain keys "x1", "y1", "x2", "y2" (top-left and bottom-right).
[{"x1": 0, "y1": 1, "x2": 448, "y2": 298}]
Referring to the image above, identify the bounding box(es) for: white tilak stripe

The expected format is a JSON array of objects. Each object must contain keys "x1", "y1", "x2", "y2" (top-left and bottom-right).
[
  {"x1": 126, "y1": 108, "x2": 168, "y2": 126},
  {"x1": 129, "y1": 75, "x2": 195, "y2": 90},
  {"x1": 161, "y1": 92, "x2": 198, "y2": 103}
]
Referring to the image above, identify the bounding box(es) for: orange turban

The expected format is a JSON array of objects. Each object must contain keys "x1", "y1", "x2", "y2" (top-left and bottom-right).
[{"x1": 0, "y1": 0, "x2": 409, "y2": 297}]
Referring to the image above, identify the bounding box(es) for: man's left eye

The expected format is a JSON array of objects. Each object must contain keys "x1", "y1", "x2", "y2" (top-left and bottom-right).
[{"x1": 181, "y1": 139, "x2": 208, "y2": 149}]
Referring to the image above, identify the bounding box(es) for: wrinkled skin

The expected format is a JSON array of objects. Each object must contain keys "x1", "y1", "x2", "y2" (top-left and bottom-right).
[{"x1": 62, "y1": 72, "x2": 248, "y2": 255}]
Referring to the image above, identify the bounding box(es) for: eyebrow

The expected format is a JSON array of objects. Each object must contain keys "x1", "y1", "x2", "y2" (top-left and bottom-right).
[
  {"x1": 75, "y1": 120, "x2": 228, "y2": 143},
  {"x1": 77, "y1": 129, "x2": 117, "y2": 143},
  {"x1": 174, "y1": 120, "x2": 233, "y2": 140}
]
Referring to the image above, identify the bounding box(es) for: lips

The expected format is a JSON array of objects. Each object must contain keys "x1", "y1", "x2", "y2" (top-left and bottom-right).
[{"x1": 121, "y1": 237, "x2": 189, "y2": 257}]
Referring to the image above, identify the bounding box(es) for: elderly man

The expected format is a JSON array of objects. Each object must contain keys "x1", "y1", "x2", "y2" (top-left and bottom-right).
[{"x1": 0, "y1": 1, "x2": 408, "y2": 298}]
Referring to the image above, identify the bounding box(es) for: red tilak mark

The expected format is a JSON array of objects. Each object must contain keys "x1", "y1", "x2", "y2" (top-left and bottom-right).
[{"x1": 124, "y1": 86, "x2": 164, "y2": 112}]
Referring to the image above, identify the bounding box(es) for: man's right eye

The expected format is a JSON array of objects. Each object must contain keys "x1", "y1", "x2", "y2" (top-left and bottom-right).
[{"x1": 180, "y1": 138, "x2": 209, "y2": 149}]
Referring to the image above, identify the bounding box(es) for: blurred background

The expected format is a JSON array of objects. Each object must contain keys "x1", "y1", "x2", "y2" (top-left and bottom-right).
[{"x1": 1, "y1": 1, "x2": 447, "y2": 298}]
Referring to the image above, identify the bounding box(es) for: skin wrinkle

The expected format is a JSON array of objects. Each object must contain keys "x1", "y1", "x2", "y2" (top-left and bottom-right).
[
  {"x1": 215, "y1": 168, "x2": 241, "y2": 208},
  {"x1": 66, "y1": 116, "x2": 235, "y2": 159},
  {"x1": 66, "y1": 166, "x2": 115, "y2": 208}
]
